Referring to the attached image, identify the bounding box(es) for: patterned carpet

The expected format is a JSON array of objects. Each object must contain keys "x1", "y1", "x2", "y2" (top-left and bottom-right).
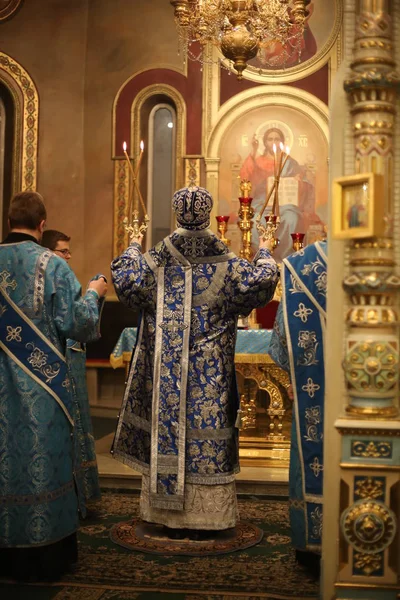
[{"x1": 0, "y1": 491, "x2": 319, "y2": 600}]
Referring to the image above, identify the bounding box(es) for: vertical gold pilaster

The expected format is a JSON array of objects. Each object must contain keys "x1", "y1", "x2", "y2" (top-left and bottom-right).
[
  {"x1": 343, "y1": 0, "x2": 400, "y2": 419},
  {"x1": 113, "y1": 159, "x2": 130, "y2": 257},
  {"x1": 204, "y1": 157, "x2": 221, "y2": 233},
  {"x1": 183, "y1": 156, "x2": 201, "y2": 187},
  {"x1": 335, "y1": 1, "x2": 400, "y2": 597}
]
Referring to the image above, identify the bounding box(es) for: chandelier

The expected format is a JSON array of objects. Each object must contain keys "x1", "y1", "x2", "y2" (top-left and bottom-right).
[{"x1": 170, "y1": 0, "x2": 310, "y2": 80}]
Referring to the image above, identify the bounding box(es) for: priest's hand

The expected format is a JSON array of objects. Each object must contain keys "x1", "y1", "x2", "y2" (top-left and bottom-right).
[
  {"x1": 258, "y1": 236, "x2": 274, "y2": 252},
  {"x1": 130, "y1": 234, "x2": 143, "y2": 246},
  {"x1": 88, "y1": 277, "x2": 108, "y2": 298}
]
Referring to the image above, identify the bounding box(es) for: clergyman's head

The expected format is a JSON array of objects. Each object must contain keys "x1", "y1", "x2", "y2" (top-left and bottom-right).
[
  {"x1": 8, "y1": 191, "x2": 47, "y2": 237},
  {"x1": 42, "y1": 229, "x2": 71, "y2": 262},
  {"x1": 172, "y1": 186, "x2": 213, "y2": 230}
]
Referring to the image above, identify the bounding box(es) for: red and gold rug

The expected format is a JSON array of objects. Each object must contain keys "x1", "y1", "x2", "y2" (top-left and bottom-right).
[{"x1": 110, "y1": 518, "x2": 264, "y2": 556}]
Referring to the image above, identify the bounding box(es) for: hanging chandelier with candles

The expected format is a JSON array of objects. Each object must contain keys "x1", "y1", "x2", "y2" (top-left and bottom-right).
[{"x1": 170, "y1": 0, "x2": 310, "y2": 80}]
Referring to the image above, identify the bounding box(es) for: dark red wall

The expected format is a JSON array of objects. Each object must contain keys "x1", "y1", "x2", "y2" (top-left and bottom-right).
[{"x1": 219, "y1": 63, "x2": 329, "y2": 107}]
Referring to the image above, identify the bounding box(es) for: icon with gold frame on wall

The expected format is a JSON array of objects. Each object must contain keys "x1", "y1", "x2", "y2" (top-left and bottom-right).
[{"x1": 332, "y1": 173, "x2": 385, "y2": 240}]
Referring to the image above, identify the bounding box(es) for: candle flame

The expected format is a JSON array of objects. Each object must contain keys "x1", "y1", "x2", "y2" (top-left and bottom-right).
[
  {"x1": 286, "y1": 146, "x2": 290, "y2": 155},
  {"x1": 123, "y1": 141, "x2": 127, "y2": 151},
  {"x1": 140, "y1": 140, "x2": 144, "y2": 152},
  {"x1": 272, "y1": 143, "x2": 276, "y2": 154},
  {"x1": 279, "y1": 142, "x2": 284, "y2": 151}
]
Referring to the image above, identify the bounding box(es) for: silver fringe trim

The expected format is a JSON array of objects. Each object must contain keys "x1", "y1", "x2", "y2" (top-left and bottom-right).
[
  {"x1": 156, "y1": 465, "x2": 179, "y2": 475},
  {"x1": 150, "y1": 266, "x2": 165, "y2": 496},
  {"x1": 186, "y1": 427, "x2": 233, "y2": 441},
  {"x1": 150, "y1": 493, "x2": 184, "y2": 511},
  {"x1": 190, "y1": 252, "x2": 235, "y2": 264},
  {"x1": 33, "y1": 250, "x2": 52, "y2": 315},
  {"x1": 112, "y1": 450, "x2": 149, "y2": 475},
  {"x1": 126, "y1": 412, "x2": 151, "y2": 433},
  {"x1": 185, "y1": 471, "x2": 238, "y2": 485},
  {"x1": 158, "y1": 454, "x2": 179, "y2": 466}
]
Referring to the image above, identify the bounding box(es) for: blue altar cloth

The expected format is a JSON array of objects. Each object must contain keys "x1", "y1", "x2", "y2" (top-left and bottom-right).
[{"x1": 110, "y1": 327, "x2": 272, "y2": 368}]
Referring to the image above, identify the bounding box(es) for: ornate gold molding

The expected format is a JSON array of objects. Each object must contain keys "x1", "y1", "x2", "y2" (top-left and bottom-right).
[
  {"x1": 0, "y1": 0, "x2": 23, "y2": 22},
  {"x1": 0, "y1": 52, "x2": 39, "y2": 191},
  {"x1": 113, "y1": 159, "x2": 129, "y2": 257},
  {"x1": 340, "y1": 463, "x2": 399, "y2": 471},
  {"x1": 336, "y1": 427, "x2": 400, "y2": 437}
]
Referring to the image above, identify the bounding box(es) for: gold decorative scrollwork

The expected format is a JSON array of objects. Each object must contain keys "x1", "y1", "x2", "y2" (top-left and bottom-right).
[
  {"x1": 354, "y1": 477, "x2": 385, "y2": 500},
  {"x1": 113, "y1": 160, "x2": 130, "y2": 257},
  {"x1": 351, "y1": 440, "x2": 392, "y2": 459},
  {"x1": 354, "y1": 552, "x2": 383, "y2": 576},
  {"x1": 0, "y1": 52, "x2": 39, "y2": 191},
  {"x1": 341, "y1": 500, "x2": 397, "y2": 554},
  {"x1": 184, "y1": 157, "x2": 201, "y2": 187}
]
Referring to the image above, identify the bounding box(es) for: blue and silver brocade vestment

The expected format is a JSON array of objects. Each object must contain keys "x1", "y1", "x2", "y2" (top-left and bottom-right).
[
  {"x1": 269, "y1": 241, "x2": 327, "y2": 554},
  {"x1": 0, "y1": 239, "x2": 101, "y2": 548},
  {"x1": 111, "y1": 228, "x2": 278, "y2": 520}
]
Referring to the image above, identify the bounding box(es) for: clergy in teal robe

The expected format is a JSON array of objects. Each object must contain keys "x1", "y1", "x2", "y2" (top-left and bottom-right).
[
  {"x1": 268, "y1": 241, "x2": 327, "y2": 560},
  {"x1": 41, "y1": 230, "x2": 102, "y2": 506},
  {"x1": 111, "y1": 186, "x2": 278, "y2": 531},
  {"x1": 0, "y1": 197, "x2": 105, "y2": 579}
]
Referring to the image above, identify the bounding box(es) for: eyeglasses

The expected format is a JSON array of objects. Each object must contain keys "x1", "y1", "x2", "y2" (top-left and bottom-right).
[{"x1": 55, "y1": 249, "x2": 72, "y2": 256}]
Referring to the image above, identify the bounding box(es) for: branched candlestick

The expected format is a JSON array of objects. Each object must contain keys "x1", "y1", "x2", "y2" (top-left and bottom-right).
[
  {"x1": 216, "y1": 215, "x2": 231, "y2": 246},
  {"x1": 238, "y1": 180, "x2": 254, "y2": 261},
  {"x1": 122, "y1": 141, "x2": 150, "y2": 242},
  {"x1": 255, "y1": 144, "x2": 291, "y2": 251}
]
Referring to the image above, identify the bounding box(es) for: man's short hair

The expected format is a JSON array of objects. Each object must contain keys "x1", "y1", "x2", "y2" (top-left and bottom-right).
[
  {"x1": 8, "y1": 191, "x2": 47, "y2": 230},
  {"x1": 41, "y1": 229, "x2": 71, "y2": 251}
]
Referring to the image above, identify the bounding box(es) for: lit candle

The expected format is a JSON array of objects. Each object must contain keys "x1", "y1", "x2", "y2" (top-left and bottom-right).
[
  {"x1": 135, "y1": 140, "x2": 145, "y2": 178},
  {"x1": 123, "y1": 142, "x2": 136, "y2": 220},
  {"x1": 278, "y1": 142, "x2": 284, "y2": 174},
  {"x1": 122, "y1": 142, "x2": 136, "y2": 180},
  {"x1": 281, "y1": 146, "x2": 291, "y2": 173}
]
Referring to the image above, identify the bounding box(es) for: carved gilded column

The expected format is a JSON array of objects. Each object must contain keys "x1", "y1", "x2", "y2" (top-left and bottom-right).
[
  {"x1": 335, "y1": 1, "x2": 400, "y2": 597},
  {"x1": 204, "y1": 157, "x2": 221, "y2": 232}
]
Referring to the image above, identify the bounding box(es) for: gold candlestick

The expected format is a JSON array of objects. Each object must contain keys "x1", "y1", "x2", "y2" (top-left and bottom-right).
[
  {"x1": 238, "y1": 180, "x2": 254, "y2": 261},
  {"x1": 122, "y1": 141, "x2": 150, "y2": 242},
  {"x1": 216, "y1": 215, "x2": 231, "y2": 246}
]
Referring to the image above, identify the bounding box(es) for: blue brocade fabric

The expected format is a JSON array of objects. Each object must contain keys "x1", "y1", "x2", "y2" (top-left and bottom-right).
[
  {"x1": 268, "y1": 241, "x2": 327, "y2": 554},
  {"x1": 0, "y1": 240, "x2": 101, "y2": 548},
  {"x1": 111, "y1": 229, "x2": 278, "y2": 512}
]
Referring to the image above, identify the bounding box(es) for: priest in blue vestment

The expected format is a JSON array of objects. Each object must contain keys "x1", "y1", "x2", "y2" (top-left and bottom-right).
[
  {"x1": 0, "y1": 192, "x2": 107, "y2": 580},
  {"x1": 42, "y1": 229, "x2": 102, "y2": 506},
  {"x1": 111, "y1": 186, "x2": 278, "y2": 535},
  {"x1": 268, "y1": 240, "x2": 327, "y2": 571}
]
